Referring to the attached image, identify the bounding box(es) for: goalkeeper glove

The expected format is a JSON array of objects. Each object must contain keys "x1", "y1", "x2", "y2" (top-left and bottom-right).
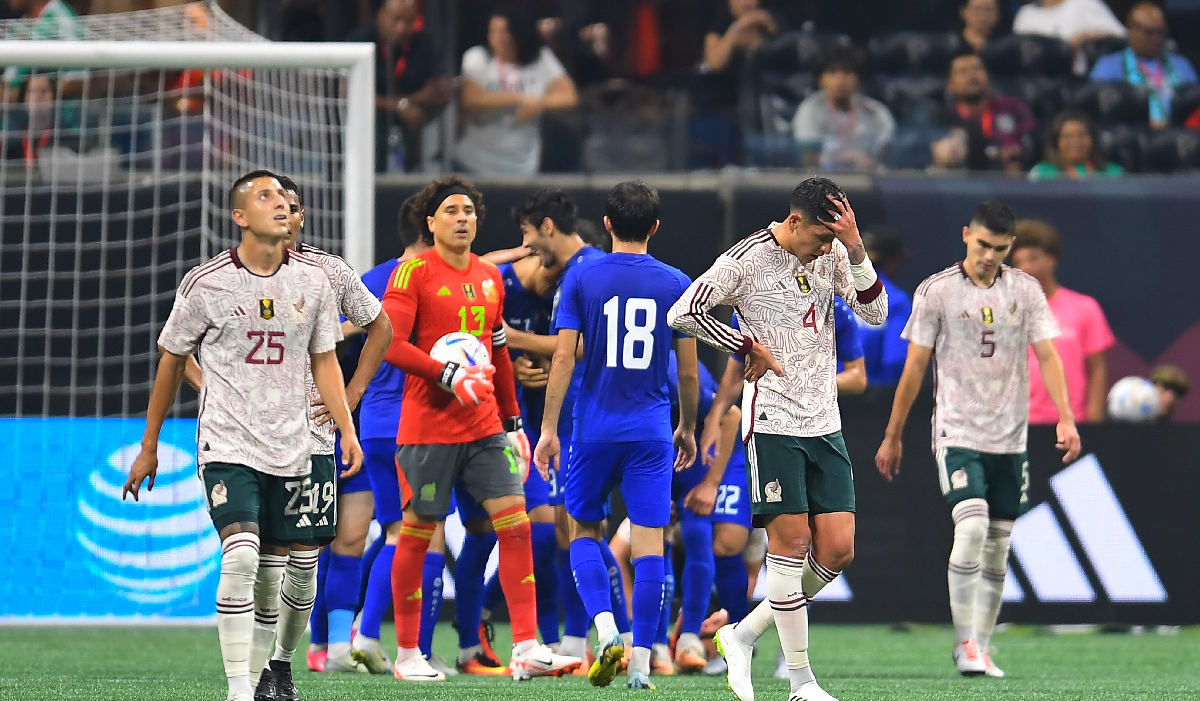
[
  {"x1": 437, "y1": 361, "x2": 495, "y2": 406},
  {"x1": 503, "y1": 416, "x2": 531, "y2": 482}
]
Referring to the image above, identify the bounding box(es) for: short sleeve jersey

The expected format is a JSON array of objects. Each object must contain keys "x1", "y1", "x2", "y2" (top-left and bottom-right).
[
  {"x1": 733, "y1": 299, "x2": 863, "y2": 371},
  {"x1": 358, "y1": 258, "x2": 405, "y2": 441},
  {"x1": 158, "y1": 248, "x2": 342, "y2": 476},
  {"x1": 902, "y1": 263, "x2": 1060, "y2": 454},
  {"x1": 295, "y1": 243, "x2": 383, "y2": 454},
  {"x1": 554, "y1": 253, "x2": 692, "y2": 443},
  {"x1": 382, "y1": 250, "x2": 507, "y2": 445},
  {"x1": 552, "y1": 245, "x2": 608, "y2": 426}
]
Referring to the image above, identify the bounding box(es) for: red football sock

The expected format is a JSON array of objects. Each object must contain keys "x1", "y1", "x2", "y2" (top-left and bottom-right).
[
  {"x1": 392, "y1": 520, "x2": 435, "y2": 651},
  {"x1": 492, "y1": 505, "x2": 537, "y2": 644}
]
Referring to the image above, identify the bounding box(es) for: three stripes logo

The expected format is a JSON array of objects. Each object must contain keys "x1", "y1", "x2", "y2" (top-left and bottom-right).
[
  {"x1": 295, "y1": 514, "x2": 312, "y2": 528},
  {"x1": 1002, "y1": 454, "x2": 1166, "y2": 604}
]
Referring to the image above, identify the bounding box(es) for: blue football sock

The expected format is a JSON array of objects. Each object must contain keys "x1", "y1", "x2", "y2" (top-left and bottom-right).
[
  {"x1": 481, "y1": 571, "x2": 504, "y2": 616},
  {"x1": 419, "y1": 551, "x2": 445, "y2": 657},
  {"x1": 358, "y1": 532, "x2": 386, "y2": 610},
  {"x1": 358, "y1": 543, "x2": 395, "y2": 640},
  {"x1": 559, "y1": 548, "x2": 589, "y2": 638},
  {"x1": 631, "y1": 555, "x2": 665, "y2": 650},
  {"x1": 308, "y1": 547, "x2": 331, "y2": 646},
  {"x1": 531, "y1": 522, "x2": 560, "y2": 644},
  {"x1": 714, "y1": 554, "x2": 750, "y2": 624},
  {"x1": 679, "y1": 513, "x2": 715, "y2": 636},
  {"x1": 599, "y1": 539, "x2": 631, "y2": 635},
  {"x1": 656, "y1": 543, "x2": 675, "y2": 645},
  {"x1": 455, "y1": 531, "x2": 496, "y2": 649},
  {"x1": 569, "y1": 538, "x2": 612, "y2": 622},
  {"x1": 325, "y1": 552, "x2": 363, "y2": 645}
]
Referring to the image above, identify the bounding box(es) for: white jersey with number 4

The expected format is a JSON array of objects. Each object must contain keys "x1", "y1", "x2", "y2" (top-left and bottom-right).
[
  {"x1": 296, "y1": 243, "x2": 382, "y2": 455},
  {"x1": 668, "y1": 227, "x2": 888, "y2": 438},
  {"x1": 902, "y1": 263, "x2": 1059, "y2": 455},
  {"x1": 158, "y1": 248, "x2": 342, "y2": 477}
]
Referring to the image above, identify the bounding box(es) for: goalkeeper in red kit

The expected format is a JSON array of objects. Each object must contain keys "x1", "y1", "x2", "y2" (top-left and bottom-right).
[{"x1": 380, "y1": 176, "x2": 582, "y2": 682}]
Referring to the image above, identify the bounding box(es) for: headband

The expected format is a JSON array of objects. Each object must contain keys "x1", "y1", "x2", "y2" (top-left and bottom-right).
[{"x1": 426, "y1": 185, "x2": 474, "y2": 217}]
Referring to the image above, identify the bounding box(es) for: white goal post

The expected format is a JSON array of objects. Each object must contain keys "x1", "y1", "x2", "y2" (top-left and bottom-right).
[{"x1": 0, "y1": 40, "x2": 375, "y2": 272}]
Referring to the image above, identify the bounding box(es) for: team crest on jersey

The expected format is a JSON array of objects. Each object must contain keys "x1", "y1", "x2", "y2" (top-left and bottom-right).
[
  {"x1": 796, "y1": 275, "x2": 812, "y2": 294},
  {"x1": 259, "y1": 299, "x2": 275, "y2": 320},
  {"x1": 482, "y1": 278, "x2": 498, "y2": 303},
  {"x1": 462, "y1": 283, "x2": 477, "y2": 301},
  {"x1": 289, "y1": 296, "x2": 307, "y2": 323},
  {"x1": 981, "y1": 307, "x2": 994, "y2": 325}
]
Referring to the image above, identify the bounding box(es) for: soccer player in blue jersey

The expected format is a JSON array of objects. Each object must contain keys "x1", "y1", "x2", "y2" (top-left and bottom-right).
[{"x1": 535, "y1": 181, "x2": 699, "y2": 690}]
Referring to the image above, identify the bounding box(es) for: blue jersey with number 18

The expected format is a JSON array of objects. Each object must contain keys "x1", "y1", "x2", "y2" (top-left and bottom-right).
[{"x1": 553, "y1": 252, "x2": 692, "y2": 443}]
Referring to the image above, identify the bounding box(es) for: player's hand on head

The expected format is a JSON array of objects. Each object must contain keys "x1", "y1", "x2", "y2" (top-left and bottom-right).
[
  {"x1": 533, "y1": 433, "x2": 559, "y2": 480},
  {"x1": 673, "y1": 425, "x2": 697, "y2": 471},
  {"x1": 744, "y1": 342, "x2": 783, "y2": 383},
  {"x1": 875, "y1": 436, "x2": 902, "y2": 481},
  {"x1": 823, "y1": 194, "x2": 859, "y2": 243},
  {"x1": 685, "y1": 481, "x2": 717, "y2": 517},
  {"x1": 122, "y1": 447, "x2": 159, "y2": 501},
  {"x1": 1056, "y1": 421, "x2": 1081, "y2": 463},
  {"x1": 339, "y1": 434, "x2": 364, "y2": 478}
]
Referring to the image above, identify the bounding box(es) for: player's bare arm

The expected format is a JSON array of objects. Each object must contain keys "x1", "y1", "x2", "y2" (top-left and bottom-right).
[
  {"x1": 1031, "y1": 338, "x2": 1082, "y2": 462},
  {"x1": 123, "y1": 348, "x2": 188, "y2": 501},
  {"x1": 837, "y1": 356, "x2": 868, "y2": 395},
  {"x1": 687, "y1": 403, "x2": 740, "y2": 517},
  {"x1": 673, "y1": 336, "x2": 700, "y2": 472},
  {"x1": 311, "y1": 310, "x2": 392, "y2": 426},
  {"x1": 183, "y1": 354, "x2": 202, "y2": 393},
  {"x1": 700, "y1": 355, "x2": 744, "y2": 465},
  {"x1": 533, "y1": 327, "x2": 579, "y2": 477},
  {"x1": 876, "y1": 341, "x2": 933, "y2": 481},
  {"x1": 310, "y1": 349, "x2": 364, "y2": 477}
]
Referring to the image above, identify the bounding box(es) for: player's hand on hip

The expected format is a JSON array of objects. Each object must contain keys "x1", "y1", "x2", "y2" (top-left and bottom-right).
[
  {"x1": 1056, "y1": 421, "x2": 1081, "y2": 463},
  {"x1": 875, "y1": 435, "x2": 902, "y2": 481},
  {"x1": 744, "y1": 342, "x2": 783, "y2": 383},
  {"x1": 673, "y1": 425, "x2": 697, "y2": 471},
  {"x1": 441, "y1": 361, "x2": 495, "y2": 406},
  {"x1": 339, "y1": 433, "x2": 365, "y2": 479},
  {"x1": 122, "y1": 447, "x2": 159, "y2": 501},
  {"x1": 698, "y1": 415, "x2": 722, "y2": 467},
  {"x1": 309, "y1": 394, "x2": 334, "y2": 426},
  {"x1": 685, "y1": 481, "x2": 718, "y2": 516},
  {"x1": 533, "y1": 433, "x2": 559, "y2": 480}
]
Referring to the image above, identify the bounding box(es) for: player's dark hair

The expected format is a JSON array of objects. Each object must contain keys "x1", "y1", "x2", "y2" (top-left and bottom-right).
[
  {"x1": 398, "y1": 193, "x2": 433, "y2": 248},
  {"x1": 605, "y1": 181, "x2": 660, "y2": 242},
  {"x1": 948, "y1": 45, "x2": 985, "y2": 74},
  {"x1": 970, "y1": 200, "x2": 1016, "y2": 235},
  {"x1": 512, "y1": 188, "x2": 578, "y2": 235},
  {"x1": 576, "y1": 218, "x2": 611, "y2": 252},
  {"x1": 229, "y1": 169, "x2": 281, "y2": 209},
  {"x1": 790, "y1": 177, "x2": 846, "y2": 225},
  {"x1": 1012, "y1": 219, "x2": 1062, "y2": 259},
  {"x1": 276, "y1": 174, "x2": 303, "y2": 208},
  {"x1": 819, "y1": 45, "x2": 864, "y2": 78},
  {"x1": 490, "y1": 2, "x2": 542, "y2": 66},
  {"x1": 410, "y1": 174, "x2": 486, "y2": 225}
]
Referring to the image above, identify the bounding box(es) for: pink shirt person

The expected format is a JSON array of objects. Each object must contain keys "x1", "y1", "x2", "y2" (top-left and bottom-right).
[{"x1": 1027, "y1": 287, "x2": 1113, "y2": 423}]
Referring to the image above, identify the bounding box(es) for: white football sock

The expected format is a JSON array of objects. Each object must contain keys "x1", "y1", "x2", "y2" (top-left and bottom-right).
[
  {"x1": 594, "y1": 611, "x2": 618, "y2": 643},
  {"x1": 652, "y1": 642, "x2": 671, "y2": 660},
  {"x1": 621, "y1": 631, "x2": 633, "y2": 649},
  {"x1": 975, "y1": 519, "x2": 1014, "y2": 651},
  {"x1": 629, "y1": 646, "x2": 651, "y2": 677},
  {"x1": 249, "y1": 552, "x2": 286, "y2": 685},
  {"x1": 801, "y1": 554, "x2": 841, "y2": 599},
  {"x1": 328, "y1": 642, "x2": 352, "y2": 658},
  {"x1": 217, "y1": 533, "x2": 260, "y2": 695},
  {"x1": 271, "y1": 549, "x2": 320, "y2": 663},
  {"x1": 948, "y1": 499, "x2": 989, "y2": 646},
  {"x1": 766, "y1": 552, "x2": 811, "y2": 691},
  {"x1": 734, "y1": 597, "x2": 774, "y2": 646},
  {"x1": 458, "y1": 644, "x2": 482, "y2": 664}
]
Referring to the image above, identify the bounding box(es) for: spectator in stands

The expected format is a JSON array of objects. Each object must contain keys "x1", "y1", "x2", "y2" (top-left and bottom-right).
[
  {"x1": 792, "y1": 46, "x2": 895, "y2": 173},
  {"x1": 1029, "y1": 110, "x2": 1123, "y2": 178},
  {"x1": 855, "y1": 228, "x2": 911, "y2": 386},
  {"x1": 1089, "y1": 2, "x2": 1197, "y2": 130},
  {"x1": 456, "y1": 2, "x2": 579, "y2": 176},
  {"x1": 1150, "y1": 364, "x2": 1189, "y2": 422},
  {"x1": 1012, "y1": 219, "x2": 1114, "y2": 424},
  {"x1": 960, "y1": 0, "x2": 1002, "y2": 52},
  {"x1": 3, "y1": 0, "x2": 84, "y2": 104},
  {"x1": 1012, "y1": 0, "x2": 1125, "y2": 48},
  {"x1": 347, "y1": 0, "x2": 451, "y2": 172},
  {"x1": 930, "y1": 50, "x2": 1035, "y2": 172},
  {"x1": 704, "y1": 0, "x2": 778, "y2": 77},
  {"x1": 2, "y1": 73, "x2": 81, "y2": 166}
]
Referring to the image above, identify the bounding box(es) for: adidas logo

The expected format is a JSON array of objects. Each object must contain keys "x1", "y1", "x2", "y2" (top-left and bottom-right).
[
  {"x1": 295, "y1": 514, "x2": 312, "y2": 528},
  {"x1": 1003, "y1": 454, "x2": 1166, "y2": 604},
  {"x1": 522, "y1": 574, "x2": 536, "y2": 584},
  {"x1": 315, "y1": 516, "x2": 328, "y2": 527},
  {"x1": 227, "y1": 306, "x2": 247, "y2": 317},
  {"x1": 437, "y1": 286, "x2": 451, "y2": 296}
]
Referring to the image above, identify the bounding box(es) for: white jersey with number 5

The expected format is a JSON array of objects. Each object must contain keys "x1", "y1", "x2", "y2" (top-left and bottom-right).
[
  {"x1": 158, "y1": 248, "x2": 342, "y2": 476},
  {"x1": 902, "y1": 263, "x2": 1059, "y2": 454}
]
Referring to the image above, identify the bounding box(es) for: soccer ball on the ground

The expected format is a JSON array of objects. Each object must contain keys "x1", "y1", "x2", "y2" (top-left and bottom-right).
[
  {"x1": 1106, "y1": 376, "x2": 1160, "y2": 422},
  {"x1": 429, "y1": 332, "x2": 490, "y2": 368}
]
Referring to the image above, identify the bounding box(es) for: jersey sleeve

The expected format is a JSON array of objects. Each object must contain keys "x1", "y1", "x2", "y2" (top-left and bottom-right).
[
  {"x1": 667, "y1": 254, "x2": 753, "y2": 355},
  {"x1": 1024, "y1": 279, "x2": 1060, "y2": 344},
  {"x1": 831, "y1": 240, "x2": 887, "y2": 326},
  {"x1": 834, "y1": 299, "x2": 864, "y2": 362},
  {"x1": 671, "y1": 269, "x2": 694, "y2": 339},
  {"x1": 334, "y1": 256, "x2": 383, "y2": 328},
  {"x1": 489, "y1": 267, "x2": 521, "y2": 421},
  {"x1": 158, "y1": 278, "x2": 211, "y2": 357},
  {"x1": 902, "y1": 279, "x2": 941, "y2": 349},
  {"x1": 552, "y1": 265, "x2": 584, "y2": 333},
  {"x1": 308, "y1": 276, "x2": 342, "y2": 354},
  {"x1": 1080, "y1": 295, "x2": 1115, "y2": 356},
  {"x1": 381, "y1": 259, "x2": 444, "y2": 381}
]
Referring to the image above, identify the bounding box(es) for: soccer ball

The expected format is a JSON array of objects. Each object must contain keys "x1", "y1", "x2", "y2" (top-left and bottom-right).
[
  {"x1": 429, "y1": 332, "x2": 490, "y2": 368},
  {"x1": 1106, "y1": 376, "x2": 1160, "y2": 422}
]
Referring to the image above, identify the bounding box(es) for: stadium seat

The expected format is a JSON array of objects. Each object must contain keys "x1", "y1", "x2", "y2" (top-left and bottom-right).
[
  {"x1": 868, "y1": 31, "x2": 963, "y2": 75},
  {"x1": 760, "y1": 71, "x2": 816, "y2": 106},
  {"x1": 1076, "y1": 36, "x2": 1128, "y2": 77},
  {"x1": 1067, "y1": 82, "x2": 1150, "y2": 127},
  {"x1": 1170, "y1": 82, "x2": 1200, "y2": 127},
  {"x1": 868, "y1": 74, "x2": 945, "y2": 127},
  {"x1": 1141, "y1": 128, "x2": 1200, "y2": 172},
  {"x1": 981, "y1": 34, "x2": 1073, "y2": 76},
  {"x1": 1098, "y1": 125, "x2": 1146, "y2": 172},
  {"x1": 885, "y1": 126, "x2": 943, "y2": 170},
  {"x1": 992, "y1": 75, "x2": 1071, "y2": 123},
  {"x1": 758, "y1": 29, "x2": 853, "y2": 74}
]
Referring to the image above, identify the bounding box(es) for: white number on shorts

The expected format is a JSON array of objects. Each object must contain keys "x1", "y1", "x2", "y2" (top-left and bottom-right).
[
  {"x1": 715, "y1": 484, "x2": 740, "y2": 514},
  {"x1": 322, "y1": 481, "x2": 335, "y2": 513},
  {"x1": 603, "y1": 296, "x2": 657, "y2": 370},
  {"x1": 284, "y1": 478, "x2": 318, "y2": 516},
  {"x1": 546, "y1": 464, "x2": 559, "y2": 498}
]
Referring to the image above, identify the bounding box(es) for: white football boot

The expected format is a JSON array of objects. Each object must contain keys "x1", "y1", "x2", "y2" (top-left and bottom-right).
[
  {"x1": 790, "y1": 680, "x2": 840, "y2": 701},
  {"x1": 982, "y1": 651, "x2": 1005, "y2": 678},
  {"x1": 350, "y1": 636, "x2": 393, "y2": 675},
  {"x1": 953, "y1": 639, "x2": 987, "y2": 676},
  {"x1": 714, "y1": 624, "x2": 755, "y2": 701},
  {"x1": 510, "y1": 642, "x2": 583, "y2": 680},
  {"x1": 392, "y1": 653, "x2": 446, "y2": 681}
]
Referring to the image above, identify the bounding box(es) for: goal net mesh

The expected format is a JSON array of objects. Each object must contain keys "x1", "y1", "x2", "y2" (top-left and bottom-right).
[{"x1": 0, "y1": 2, "x2": 350, "y2": 418}]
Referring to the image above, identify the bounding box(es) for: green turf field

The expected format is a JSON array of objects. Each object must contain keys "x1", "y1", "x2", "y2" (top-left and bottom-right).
[{"x1": 1, "y1": 623, "x2": 1196, "y2": 701}]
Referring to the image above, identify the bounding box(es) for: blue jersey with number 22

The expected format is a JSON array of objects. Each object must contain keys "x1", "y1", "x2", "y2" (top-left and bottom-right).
[{"x1": 553, "y1": 252, "x2": 692, "y2": 443}]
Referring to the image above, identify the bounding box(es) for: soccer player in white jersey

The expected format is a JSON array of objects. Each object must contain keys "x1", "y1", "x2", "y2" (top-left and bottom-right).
[
  {"x1": 875, "y1": 201, "x2": 1080, "y2": 678},
  {"x1": 122, "y1": 170, "x2": 364, "y2": 701},
  {"x1": 668, "y1": 177, "x2": 888, "y2": 701}
]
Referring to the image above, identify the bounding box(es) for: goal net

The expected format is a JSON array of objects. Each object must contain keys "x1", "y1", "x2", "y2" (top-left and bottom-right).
[{"x1": 0, "y1": 2, "x2": 374, "y2": 420}]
